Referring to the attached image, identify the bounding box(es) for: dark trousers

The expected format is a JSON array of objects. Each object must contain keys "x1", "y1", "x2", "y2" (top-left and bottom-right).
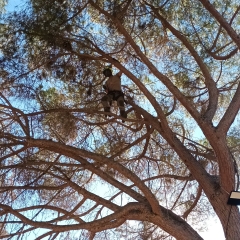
[{"x1": 101, "y1": 91, "x2": 125, "y2": 112}]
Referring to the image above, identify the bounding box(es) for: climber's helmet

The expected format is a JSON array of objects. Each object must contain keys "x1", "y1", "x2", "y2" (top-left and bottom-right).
[{"x1": 103, "y1": 68, "x2": 112, "y2": 77}]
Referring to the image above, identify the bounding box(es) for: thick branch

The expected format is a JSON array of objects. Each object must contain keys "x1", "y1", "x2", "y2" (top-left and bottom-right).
[
  {"x1": 217, "y1": 81, "x2": 240, "y2": 135},
  {"x1": 149, "y1": 5, "x2": 218, "y2": 121},
  {"x1": 198, "y1": 0, "x2": 240, "y2": 49},
  {"x1": 27, "y1": 138, "x2": 162, "y2": 215}
]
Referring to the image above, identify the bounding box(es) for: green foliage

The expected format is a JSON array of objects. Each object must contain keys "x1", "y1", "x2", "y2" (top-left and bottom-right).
[{"x1": 0, "y1": 0, "x2": 7, "y2": 14}]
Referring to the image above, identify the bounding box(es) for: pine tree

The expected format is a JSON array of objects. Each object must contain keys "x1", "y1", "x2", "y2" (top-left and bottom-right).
[{"x1": 0, "y1": 0, "x2": 239, "y2": 239}]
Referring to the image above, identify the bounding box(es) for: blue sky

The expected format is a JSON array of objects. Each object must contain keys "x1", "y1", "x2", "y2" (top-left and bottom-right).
[{"x1": 6, "y1": 0, "x2": 24, "y2": 12}]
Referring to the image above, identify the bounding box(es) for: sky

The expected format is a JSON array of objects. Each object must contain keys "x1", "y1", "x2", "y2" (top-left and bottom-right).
[
  {"x1": 5, "y1": 0, "x2": 23, "y2": 12},
  {"x1": 200, "y1": 217, "x2": 224, "y2": 240},
  {"x1": 2, "y1": 0, "x2": 230, "y2": 239}
]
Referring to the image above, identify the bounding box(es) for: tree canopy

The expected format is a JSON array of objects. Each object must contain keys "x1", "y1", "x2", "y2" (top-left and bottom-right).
[{"x1": 0, "y1": 0, "x2": 240, "y2": 239}]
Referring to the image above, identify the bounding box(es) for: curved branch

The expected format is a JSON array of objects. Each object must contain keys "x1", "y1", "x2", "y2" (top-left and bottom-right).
[
  {"x1": 0, "y1": 185, "x2": 67, "y2": 191},
  {"x1": 148, "y1": 4, "x2": 218, "y2": 121},
  {"x1": 0, "y1": 202, "x2": 204, "y2": 239},
  {"x1": 27, "y1": 137, "x2": 162, "y2": 214},
  {"x1": 0, "y1": 202, "x2": 145, "y2": 232},
  {"x1": 17, "y1": 205, "x2": 84, "y2": 224},
  {"x1": 182, "y1": 186, "x2": 202, "y2": 219},
  {"x1": 165, "y1": 97, "x2": 177, "y2": 116},
  {"x1": 198, "y1": 0, "x2": 240, "y2": 49},
  {"x1": 230, "y1": 6, "x2": 240, "y2": 25},
  {"x1": 217, "y1": 81, "x2": 240, "y2": 135},
  {"x1": 208, "y1": 47, "x2": 238, "y2": 60}
]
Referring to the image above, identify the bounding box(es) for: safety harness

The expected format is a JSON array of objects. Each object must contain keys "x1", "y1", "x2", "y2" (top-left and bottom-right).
[{"x1": 108, "y1": 90, "x2": 124, "y2": 101}]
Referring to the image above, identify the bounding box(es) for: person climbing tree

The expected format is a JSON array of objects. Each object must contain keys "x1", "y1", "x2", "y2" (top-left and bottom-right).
[{"x1": 101, "y1": 66, "x2": 127, "y2": 120}]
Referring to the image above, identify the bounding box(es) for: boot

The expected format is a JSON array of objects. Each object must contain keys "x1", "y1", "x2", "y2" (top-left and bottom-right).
[
  {"x1": 120, "y1": 110, "x2": 127, "y2": 122},
  {"x1": 104, "y1": 107, "x2": 111, "y2": 118}
]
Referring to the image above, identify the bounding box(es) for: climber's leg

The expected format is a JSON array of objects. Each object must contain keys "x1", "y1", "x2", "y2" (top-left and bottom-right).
[{"x1": 101, "y1": 94, "x2": 113, "y2": 117}]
